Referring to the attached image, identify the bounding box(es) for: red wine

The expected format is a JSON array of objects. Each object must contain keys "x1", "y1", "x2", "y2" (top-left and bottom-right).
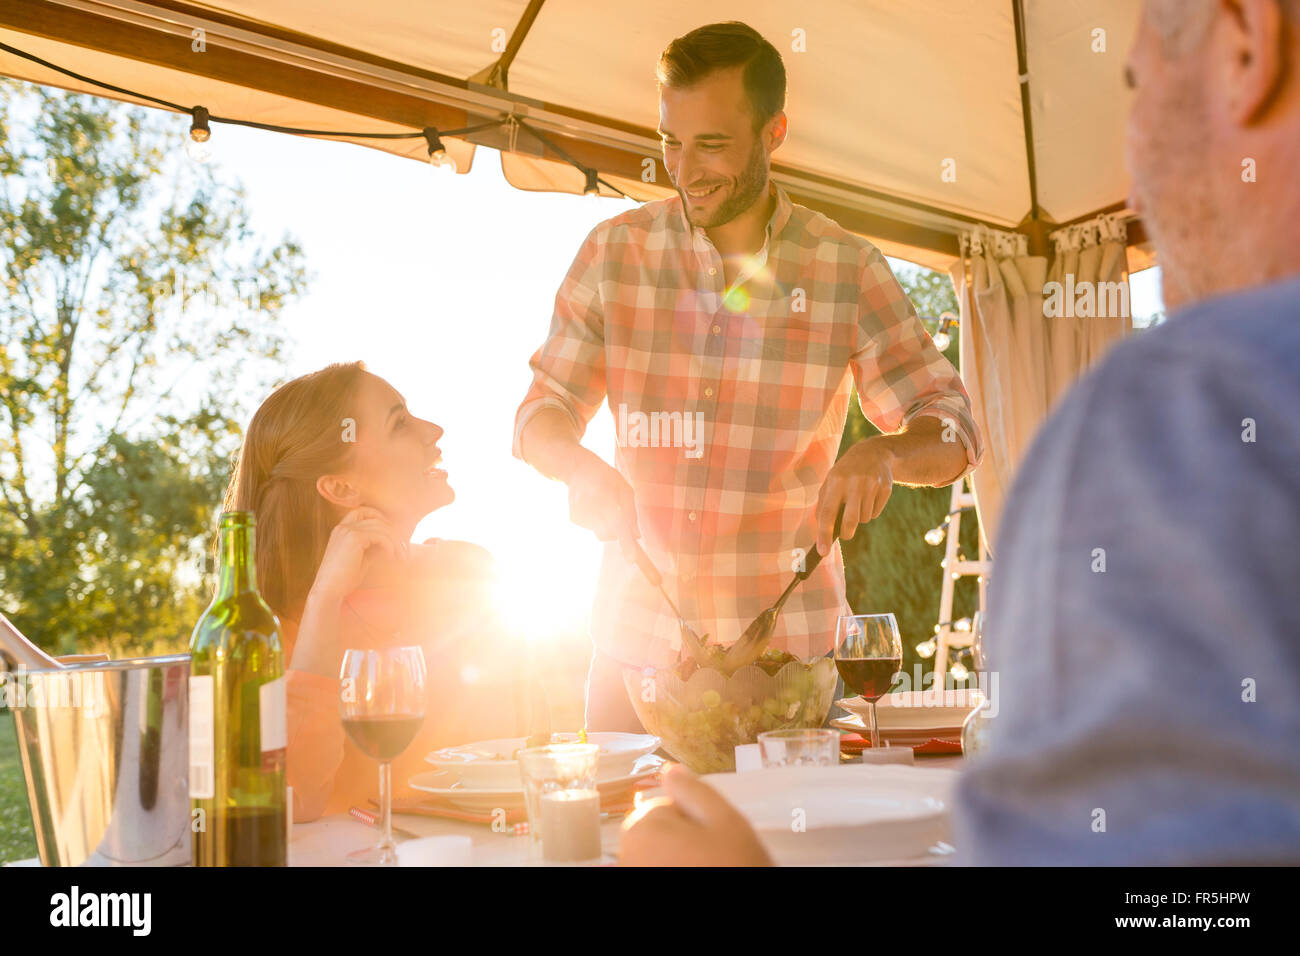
[
  {"x1": 343, "y1": 714, "x2": 424, "y2": 760},
  {"x1": 836, "y1": 657, "x2": 901, "y2": 701},
  {"x1": 208, "y1": 805, "x2": 287, "y2": 867}
]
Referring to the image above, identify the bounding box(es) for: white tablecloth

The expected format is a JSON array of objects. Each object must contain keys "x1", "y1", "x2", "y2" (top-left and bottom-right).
[
  {"x1": 8, "y1": 756, "x2": 964, "y2": 867},
  {"x1": 290, "y1": 756, "x2": 964, "y2": 867},
  {"x1": 289, "y1": 812, "x2": 625, "y2": 867}
]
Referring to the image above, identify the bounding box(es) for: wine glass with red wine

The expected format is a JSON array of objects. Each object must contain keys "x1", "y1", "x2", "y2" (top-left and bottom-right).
[
  {"x1": 339, "y1": 644, "x2": 427, "y2": 865},
  {"x1": 834, "y1": 614, "x2": 902, "y2": 751}
]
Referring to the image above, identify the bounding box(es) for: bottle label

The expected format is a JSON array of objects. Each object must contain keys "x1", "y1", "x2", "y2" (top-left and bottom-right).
[
  {"x1": 189, "y1": 675, "x2": 214, "y2": 799},
  {"x1": 259, "y1": 676, "x2": 287, "y2": 770}
]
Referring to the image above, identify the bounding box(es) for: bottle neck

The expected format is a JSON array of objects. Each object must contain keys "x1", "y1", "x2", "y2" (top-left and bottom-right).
[{"x1": 215, "y1": 521, "x2": 257, "y2": 598}]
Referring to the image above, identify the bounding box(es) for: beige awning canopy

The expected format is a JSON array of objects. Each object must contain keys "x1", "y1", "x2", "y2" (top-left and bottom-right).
[{"x1": 0, "y1": 0, "x2": 1152, "y2": 272}]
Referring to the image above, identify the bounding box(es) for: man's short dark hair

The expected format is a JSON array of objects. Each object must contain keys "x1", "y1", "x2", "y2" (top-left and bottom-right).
[{"x1": 656, "y1": 21, "x2": 786, "y2": 130}]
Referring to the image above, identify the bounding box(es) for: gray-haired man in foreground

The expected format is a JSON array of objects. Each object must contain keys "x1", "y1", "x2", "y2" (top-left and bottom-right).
[{"x1": 619, "y1": 0, "x2": 1300, "y2": 866}]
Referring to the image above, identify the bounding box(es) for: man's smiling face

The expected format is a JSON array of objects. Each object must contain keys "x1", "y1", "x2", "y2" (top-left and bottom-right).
[{"x1": 658, "y1": 65, "x2": 779, "y2": 229}]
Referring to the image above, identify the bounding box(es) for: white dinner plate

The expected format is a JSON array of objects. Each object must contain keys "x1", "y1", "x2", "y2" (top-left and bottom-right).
[
  {"x1": 703, "y1": 764, "x2": 957, "y2": 864},
  {"x1": 408, "y1": 754, "x2": 663, "y2": 813},
  {"x1": 836, "y1": 688, "x2": 982, "y2": 731},
  {"x1": 831, "y1": 714, "x2": 962, "y2": 744},
  {"x1": 425, "y1": 732, "x2": 659, "y2": 790}
]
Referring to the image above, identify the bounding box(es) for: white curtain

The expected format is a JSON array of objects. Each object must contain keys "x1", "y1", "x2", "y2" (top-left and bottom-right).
[{"x1": 950, "y1": 215, "x2": 1133, "y2": 551}]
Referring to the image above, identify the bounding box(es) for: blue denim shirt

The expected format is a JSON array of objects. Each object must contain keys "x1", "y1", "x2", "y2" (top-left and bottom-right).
[{"x1": 953, "y1": 275, "x2": 1300, "y2": 865}]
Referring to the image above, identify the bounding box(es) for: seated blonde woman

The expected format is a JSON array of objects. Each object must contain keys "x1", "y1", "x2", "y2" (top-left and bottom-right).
[{"x1": 220, "y1": 361, "x2": 518, "y2": 822}]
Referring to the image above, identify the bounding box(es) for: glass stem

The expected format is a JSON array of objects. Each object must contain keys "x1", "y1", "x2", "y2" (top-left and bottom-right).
[
  {"x1": 868, "y1": 700, "x2": 880, "y2": 750},
  {"x1": 379, "y1": 760, "x2": 393, "y2": 848}
]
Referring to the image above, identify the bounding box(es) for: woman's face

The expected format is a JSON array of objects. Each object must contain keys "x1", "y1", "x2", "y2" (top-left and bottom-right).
[{"x1": 320, "y1": 373, "x2": 452, "y2": 529}]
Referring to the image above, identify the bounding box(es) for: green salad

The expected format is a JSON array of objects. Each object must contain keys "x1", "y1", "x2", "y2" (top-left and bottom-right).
[{"x1": 626, "y1": 642, "x2": 836, "y2": 773}]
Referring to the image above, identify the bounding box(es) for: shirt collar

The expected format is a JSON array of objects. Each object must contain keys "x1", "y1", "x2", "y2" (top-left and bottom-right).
[
  {"x1": 767, "y1": 182, "x2": 793, "y2": 239},
  {"x1": 674, "y1": 181, "x2": 793, "y2": 245}
]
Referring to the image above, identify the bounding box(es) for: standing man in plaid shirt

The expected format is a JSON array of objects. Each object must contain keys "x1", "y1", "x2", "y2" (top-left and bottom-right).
[{"x1": 512, "y1": 21, "x2": 982, "y2": 732}]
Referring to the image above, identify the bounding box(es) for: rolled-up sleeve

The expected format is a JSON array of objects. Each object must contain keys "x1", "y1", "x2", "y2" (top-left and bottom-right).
[
  {"x1": 511, "y1": 226, "x2": 609, "y2": 460},
  {"x1": 850, "y1": 247, "x2": 983, "y2": 481}
]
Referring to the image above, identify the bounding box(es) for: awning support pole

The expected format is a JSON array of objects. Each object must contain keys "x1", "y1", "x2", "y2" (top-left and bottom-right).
[
  {"x1": 470, "y1": 0, "x2": 547, "y2": 91},
  {"x1": 1012, "y1": 0, "x2": 1048, "y2": 255}
]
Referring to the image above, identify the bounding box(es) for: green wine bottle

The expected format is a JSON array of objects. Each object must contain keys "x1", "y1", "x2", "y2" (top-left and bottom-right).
[{"x1": 189, "y1": 510, "x2": 287, "y2": 866}]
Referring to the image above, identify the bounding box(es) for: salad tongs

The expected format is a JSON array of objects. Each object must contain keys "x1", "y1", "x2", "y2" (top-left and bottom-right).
[{"x1": 721, "y1": 507, "x2": 845, "y2": 674}]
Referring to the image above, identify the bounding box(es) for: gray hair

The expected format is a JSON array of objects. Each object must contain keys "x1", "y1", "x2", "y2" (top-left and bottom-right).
[{"x1": 1148, "y1": 0, "x2": 1297, "y2": 57}]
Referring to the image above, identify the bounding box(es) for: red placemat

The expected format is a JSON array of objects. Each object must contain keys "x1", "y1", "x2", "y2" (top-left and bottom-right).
[{"x1": 838, "y1": 732, "x2": 962, "y2": 756}]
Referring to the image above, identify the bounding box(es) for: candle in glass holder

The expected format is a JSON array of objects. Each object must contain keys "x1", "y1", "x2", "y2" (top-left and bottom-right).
[{"x1": 537, "y1": 789, "x2": 601, "y2": 862}]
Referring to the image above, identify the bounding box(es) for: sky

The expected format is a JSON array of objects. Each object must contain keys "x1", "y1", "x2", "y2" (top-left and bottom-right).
[
  {"x1": 190, "y1": 123, "x2": 1163, "y2": 641},
  {"x1": 208, "y1": 124, "x2": 635, "y2": 639}
]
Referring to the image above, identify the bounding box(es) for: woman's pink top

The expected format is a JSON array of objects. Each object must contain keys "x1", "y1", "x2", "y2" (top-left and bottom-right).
[{"x1": 281, "y1": 539, "x2": 521, "y2": 822}]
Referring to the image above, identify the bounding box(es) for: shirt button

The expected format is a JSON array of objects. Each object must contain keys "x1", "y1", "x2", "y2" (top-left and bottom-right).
[
  {"x1": 712, "y1": 325, "x2": 721, "y2": 335},
  {"x1": 704, "y1": 387, "x2": 713, "y2": 398},
  {"x1": 708, "y1": 267, "x2": 717, "y2": 276},
  {"x1": 688, "y1": 511, "x2": 697, "y2": 522}
]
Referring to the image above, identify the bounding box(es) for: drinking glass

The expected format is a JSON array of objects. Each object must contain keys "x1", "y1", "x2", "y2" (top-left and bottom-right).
[
  {"x1": 834, "y1": 614, "x2": 903, "y2": 750},
  {"x1": 970, "y1": 611, "x2": 987, "y2": 672},
  {"x1": 518, "y1": 743, "x2": 601, "y2": 863},
  {"x1": 339, "y1": 645, "x2": 427, "y2": 865},
  {"x1": 757, "y1": 728, "x2": 839, "y2": 767},
  {"x1": 962, "y1": 611, "x2": 994, "y2": 756}
]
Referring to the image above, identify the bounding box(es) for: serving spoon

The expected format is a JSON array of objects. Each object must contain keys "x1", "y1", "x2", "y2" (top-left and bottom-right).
[{"x1": 627, "y1": 539, "x2": 710, "y2": 667}]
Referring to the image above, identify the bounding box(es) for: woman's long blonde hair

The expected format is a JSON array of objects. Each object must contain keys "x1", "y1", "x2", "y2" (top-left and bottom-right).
[{"x1": 218, "y1": 361, "x2": 369, "y2": 619}]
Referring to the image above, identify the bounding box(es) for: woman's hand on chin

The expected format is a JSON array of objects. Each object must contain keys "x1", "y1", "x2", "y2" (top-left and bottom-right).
[{"x1": 308, "y1": 506, "x2": 410, "y2": 604}]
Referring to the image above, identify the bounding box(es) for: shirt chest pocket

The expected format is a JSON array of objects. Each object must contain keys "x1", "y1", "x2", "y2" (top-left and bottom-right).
[{"x1": 757, "y1": 319, "x2": 838, "y2": 366}]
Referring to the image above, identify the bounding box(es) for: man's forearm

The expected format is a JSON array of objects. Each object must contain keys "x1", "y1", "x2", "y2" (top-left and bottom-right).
[
  {"x1": 520, "y1": 406, "x2": 592, "y2": 483},
  {"x1": 868, "y1": 414, "x2": 969, "y2": 487}
]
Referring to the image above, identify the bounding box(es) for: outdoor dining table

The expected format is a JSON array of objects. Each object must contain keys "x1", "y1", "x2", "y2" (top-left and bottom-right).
[
  {"x1": 288, "y1": 754, "x2": 965, "y2": 867},
  {"x1": 4, "y1": 756, "x2": 964, "y2": 868}
]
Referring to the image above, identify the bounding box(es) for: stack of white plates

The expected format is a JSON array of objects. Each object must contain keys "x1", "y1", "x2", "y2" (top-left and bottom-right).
[
  {"x1": 834, "y1": 689, "x2": 982, "y2": 746},
  {"x1": 702, "y1": 764, "x2": 959, "y2": 864},
  {"x1": 408, "y1": 733, "x2": 661, "y2": 813}
]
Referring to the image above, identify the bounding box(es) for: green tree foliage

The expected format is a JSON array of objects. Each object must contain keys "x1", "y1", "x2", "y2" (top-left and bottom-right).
[
  {"x1": 839, "y1": 264, "x2": 981, "y2": 686},
  {"x1": 0, "y1": 82, "x2": 308, "y2": 654}
]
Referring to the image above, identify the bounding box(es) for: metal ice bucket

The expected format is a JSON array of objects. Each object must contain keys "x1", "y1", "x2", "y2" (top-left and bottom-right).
[{"x1": 5, "y1": 654, "x2": 191, "y2": 866}]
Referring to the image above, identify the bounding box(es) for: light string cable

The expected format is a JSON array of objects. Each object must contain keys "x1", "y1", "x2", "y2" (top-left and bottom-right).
[{"x1": 0, "y1": 38, "x2": 647, "y2": 194}]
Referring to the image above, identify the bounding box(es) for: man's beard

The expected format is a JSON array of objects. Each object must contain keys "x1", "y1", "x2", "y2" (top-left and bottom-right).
[{"x1": 677, "y1": 138, "x2": 769, "y2": 229}]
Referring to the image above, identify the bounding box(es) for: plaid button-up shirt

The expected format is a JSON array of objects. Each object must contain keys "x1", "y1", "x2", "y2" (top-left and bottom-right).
[{"x1": 513, "y1": 184, "x2": 981, "y2": 667}]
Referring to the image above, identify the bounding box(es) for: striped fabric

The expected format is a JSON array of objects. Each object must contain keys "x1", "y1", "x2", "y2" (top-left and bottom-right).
[{"x1": 513, "y1": 184, "x2": 982, "y2": 667}]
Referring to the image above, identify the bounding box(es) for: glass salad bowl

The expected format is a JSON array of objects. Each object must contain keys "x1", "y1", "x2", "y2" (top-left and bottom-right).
[{"x1": 622, "y1": 651, "x2": 838, "y2": 773}]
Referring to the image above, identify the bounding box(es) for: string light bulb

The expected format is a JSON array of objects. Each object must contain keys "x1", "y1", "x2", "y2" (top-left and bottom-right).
[
  {"x1": 924, "y1": 525, "x2": 946, "y2": 546},
  {"x1": 423, "y1": 127, "x2": 457, "y2": 172},
  {"x1": 931, "y1": 311, "x2": 957, "y2": 352},
  {"x1": 954, "y1": 617, "x2": 972, "y2": 632},
  {"x1": 915, "y1": 637, "x2": 937, "y2": 659},
  {"x1": 950, "y1": 660, "x2": 970, "y2": 681},
  {"x1": 186, "y1": 106, "x2": 212, "y2": 163},
  {"x1": 583, "y1": 168, "x2": 600, "y2": 197}
]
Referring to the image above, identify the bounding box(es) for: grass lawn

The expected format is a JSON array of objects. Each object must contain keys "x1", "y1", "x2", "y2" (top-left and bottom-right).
[{"x1": 0, "y1": 708, "x2": 38, "y2": 864}]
